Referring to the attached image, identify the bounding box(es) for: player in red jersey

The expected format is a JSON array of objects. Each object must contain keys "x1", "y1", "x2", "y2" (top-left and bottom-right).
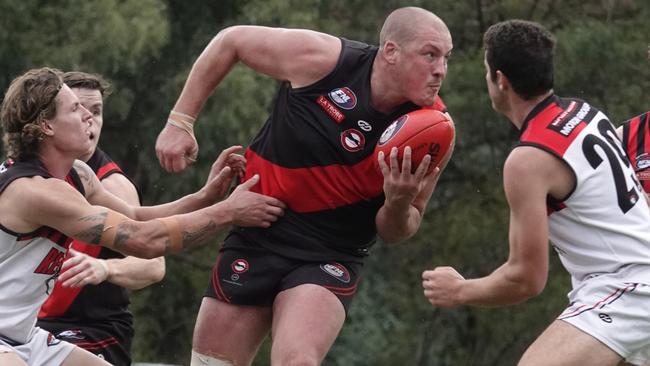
[
  {"x1": 156, "y1": 6, "x2": 454, "y2": 366},
  {"x1": 423, "y1": 20, "x2": 650, "y2": 365},
  {"x1": 37, "y1": 72, "x2": 164, "y2": 365}
]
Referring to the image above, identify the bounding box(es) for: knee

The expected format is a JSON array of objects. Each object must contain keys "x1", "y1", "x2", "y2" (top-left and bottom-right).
[
  {"x1": 273, "y1": 350, "x2": 321, "y2": 366},
  {"x1": 191, "y1": 350, "x2": 236, "y2": 366}
]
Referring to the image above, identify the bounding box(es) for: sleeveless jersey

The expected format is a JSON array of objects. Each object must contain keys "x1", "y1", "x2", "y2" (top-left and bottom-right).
[
  {"x1": 620, "y1": 112, "x2": 650, "y2": 193},
  {"x1": 518, "y1": 95, "x2": 650, "y2": 286},
  {"x1": 38, "y1": 148, "x2": 139, "y2": 334},
  {"x1": 236, "y1": 38, "x2": 447, "y2": 262},
  {"x1": 0, "y1": 158, "x2": 83, "y2": 344}
]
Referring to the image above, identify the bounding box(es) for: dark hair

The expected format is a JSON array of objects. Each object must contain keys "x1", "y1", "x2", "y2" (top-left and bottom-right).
[
  {"x1": 483, "y1": 20, "x2": 556, "y2": 100},
  {"x1": 0, "y1": 67, "x2": 64, "y2": 160},
  {"x1": 63, "y1": 71, "x2": 111, "y2": 97}
]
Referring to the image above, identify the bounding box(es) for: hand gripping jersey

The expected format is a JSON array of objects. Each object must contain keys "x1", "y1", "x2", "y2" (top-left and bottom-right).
[
  {"x1": 38, "y1": 148, "x2": 138, "y2": 350},
  {"x1": 620, "y1": 112, "x2": 650, "y2": 193},
  {"x1": 519, "y1": 96, "x2": 650, "y2": 286},
  {"x1": 236, "y1": 38, "x2": 447, "y2": 262},
  {"x1": 0, "y1": 158, "x2": 83, "y2": 344}
]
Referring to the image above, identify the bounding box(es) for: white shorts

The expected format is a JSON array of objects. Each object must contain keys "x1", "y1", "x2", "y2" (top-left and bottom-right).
[
  {"x1": 558, "y1": 276, "x2": 650, "y2": 365},
  {"x1": 0, "y1": 327, "x2": 75, "y2": 366}
]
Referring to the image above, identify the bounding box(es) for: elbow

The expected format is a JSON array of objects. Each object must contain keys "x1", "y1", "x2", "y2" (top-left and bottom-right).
[
  {"x1": 510, "y1": 275, "x2": 546, "y2": 303},
  {"x1": 151, "y1": 257, "x2": 166, "y2": 282}
]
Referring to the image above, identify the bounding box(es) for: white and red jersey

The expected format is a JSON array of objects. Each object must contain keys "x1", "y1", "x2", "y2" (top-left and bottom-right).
[
  {"x1": 518, "y1": 95, "x2": 650, "y2": 287},
  {"x1": 0, "y1": 158, "x2": 80, "y2": 344}
]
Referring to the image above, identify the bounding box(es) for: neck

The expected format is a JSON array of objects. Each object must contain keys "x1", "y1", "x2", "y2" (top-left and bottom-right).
[
  {"x1": 370, "y1": 58, "x2": 407, "y2": 114},
  {"x1": 506, "y1": 90, "x2": 554, "y2": 130},
  {"x1": 37, "y1": 146, "x2": 76, "y2": 179}
]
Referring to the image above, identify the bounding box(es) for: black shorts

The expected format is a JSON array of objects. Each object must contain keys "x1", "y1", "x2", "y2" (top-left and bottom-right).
[
  {"x1": 204, "y1": 233, "x2": 363, "y2": 313},
  {"x1": 36, "y1": 320, "x2": 132, "y2": 366}
]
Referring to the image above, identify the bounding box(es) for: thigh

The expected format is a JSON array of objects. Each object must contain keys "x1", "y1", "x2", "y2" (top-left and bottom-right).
[
  {"x1": 520, "y1": 320, "x2": 623, "y2": 366},
  {"x1": 0, "y1": 349, "x2": 28, "y2": 366},
  {"x1": 192, "y1": 297, "x2": 272, "y2": 366},
  {"x1": 61, "y1": 347, "x2": 112, "y2": 366},
  {"x1": 271, "y1": 284, "x2": 346, "y2": 365},
  {"x1": 280, "y1": 260, "x2": 362, "y2": 313}
]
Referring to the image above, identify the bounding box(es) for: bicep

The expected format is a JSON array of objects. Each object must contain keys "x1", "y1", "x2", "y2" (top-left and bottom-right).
[
  {"x1": 14, "y1": 179, "x2": 109, "y2": 244},
  {"x1": 225, "y1": 26, "x2": 341, "y2": 87}
]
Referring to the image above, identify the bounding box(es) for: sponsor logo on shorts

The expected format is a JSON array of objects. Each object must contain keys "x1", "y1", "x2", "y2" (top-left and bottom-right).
[
  {"x1": 341, "y1": 129, "x2": 365, "y2": 152},
  {"x1": 598, "y1": 313, "x2": 612, "y2": 323},
  {"x1": 378, "y1": 115, "x2": 408, "y2": 146},
  {"x1": 57, "y1": 329, "x2": 85, "y2": 340},
  {"x1": 636, "y1": 153, "x2": 650, "y2": 171},
  {"x1": 231, "y1": 259, "x2": 249, "y2": 274},
  {"x1": 47, "y1": 333, "x2": 61, "y2": 346},
  {"x1": 316, "y1": 95, "x2": 345, "y2": 124},
  {"x1": 320, "y1": 262, "x2": 351, "y2": 283},
  {"x1": 328, "y1": 87, "x2": 357, "y2": 110}
]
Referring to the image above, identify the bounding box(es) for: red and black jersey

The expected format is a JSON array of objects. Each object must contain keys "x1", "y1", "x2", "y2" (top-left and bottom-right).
[
  {"x1": 621, "y1": 112, "x2": 650, "y2": 193},
  {"x1": 235, "y1": 38, "x2": 447, "y2": 262},
  {"x1": 38, "y1": 148, "x2": 139, "y2": 337}
]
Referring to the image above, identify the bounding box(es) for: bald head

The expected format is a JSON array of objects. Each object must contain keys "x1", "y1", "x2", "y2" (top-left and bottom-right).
[{"x1": 379, "y1": 7, "x2": 449, "y2": 49}]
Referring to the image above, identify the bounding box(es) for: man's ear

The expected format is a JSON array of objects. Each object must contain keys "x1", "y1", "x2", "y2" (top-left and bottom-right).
[
  {"x1": 39, "y1": 119, "x2": 55, "y2": 136},
  {"x1": 381, "y1": 41, "x2": 399, "y2": 65},
  {"x1": 495, "y1": 70, "x2": 510, "y2": 92}
]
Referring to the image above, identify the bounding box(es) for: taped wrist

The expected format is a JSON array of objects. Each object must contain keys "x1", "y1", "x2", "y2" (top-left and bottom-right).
[
  {"x1": 157, "y1": 216, "x2": 183, "y2": 253},
  {"x1": 99, "y1": 210, "x2": 130, "y2": 249},
  {"x1": 167, "y1": 110, "x2": 199, "y2": 161}
]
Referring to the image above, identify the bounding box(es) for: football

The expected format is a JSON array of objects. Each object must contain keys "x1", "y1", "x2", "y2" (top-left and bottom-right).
[{"x1": 375, "y1": 109, "x2": 455, "y2": 172}]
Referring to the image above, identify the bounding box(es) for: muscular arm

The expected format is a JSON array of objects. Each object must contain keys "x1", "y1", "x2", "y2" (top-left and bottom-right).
[
  {"x1": 173, "y1": 25, "x2": 342, "y2": 117},
  {"x1": 423, "y1": 147, "x2": 568, "y2": 307},
  {"x1": 2, "y1": 173, "x2": 284, "y2": 260}
]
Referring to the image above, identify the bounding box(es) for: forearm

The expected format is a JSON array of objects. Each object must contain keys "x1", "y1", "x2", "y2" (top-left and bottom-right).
[
  {"x1": 459, "y1": 264, "x2": 542, "y2": 306},
  {"x1": 132, "y1": 190, "x2": 210, "y2": 221},
  {"x1": 110, "y1": 201, "x2": 234, "y2": 258},
  {"x1": 104, "y1": 256, "x2": 165, "y2": 290},
  {"x1": 376, "y1": 203, "x2": 422, "y2": 244},
  {"x1": 174, "y1": 27, "x2": 238, "y2": 116}
]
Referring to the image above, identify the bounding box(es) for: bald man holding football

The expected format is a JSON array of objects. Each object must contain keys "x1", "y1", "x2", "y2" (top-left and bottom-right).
[{"x1": 155, "y1": 6, "x2": 454, "y2": 366}]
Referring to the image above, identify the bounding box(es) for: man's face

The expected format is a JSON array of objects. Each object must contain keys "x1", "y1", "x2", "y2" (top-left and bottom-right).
[
  {"x1": 394, "y1": 26, "x2": 453, "y2": 107},
  {"x1": 71, "y1": 87, "x2": 103, "y2": 159},
  {"x1": 48, "y1": 85, "x2": 93, "y2": 156}
]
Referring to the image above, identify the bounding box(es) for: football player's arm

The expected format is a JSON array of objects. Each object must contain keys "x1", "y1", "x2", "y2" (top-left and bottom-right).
[
  {"x1": 156, "y1": 26, "x2": 342, "y2": 172},
  {"x1": 59, "y1": 172, "x2": 165, "y2": 289},
  {"x1": 74, "y1": 159, "x2": 223, "y2": 221},
  {"x1": 12, "y1": 177, "x2": 234, "y2": 259},
  {"x1": 423, "y1": 148, "x2": 551, "y2": 307}
]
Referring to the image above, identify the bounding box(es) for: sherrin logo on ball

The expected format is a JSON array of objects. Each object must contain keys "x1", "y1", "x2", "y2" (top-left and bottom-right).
[{"x1": 375, "y1": 108, "x2": 455, "y2": 172}]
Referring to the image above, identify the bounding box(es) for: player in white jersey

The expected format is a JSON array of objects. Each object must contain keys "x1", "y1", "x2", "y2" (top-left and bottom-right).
[
  {"x1": 422, "y1": 20, "x2": 650, "y2": 365},
  {"x1": 0, "y1": 68, "x2": 285, "y2": 366}
]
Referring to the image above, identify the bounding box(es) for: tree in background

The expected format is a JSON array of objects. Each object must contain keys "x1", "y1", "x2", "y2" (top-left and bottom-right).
[{"x1": 1, "y1": 0, "x2": 648, "y2": 364}]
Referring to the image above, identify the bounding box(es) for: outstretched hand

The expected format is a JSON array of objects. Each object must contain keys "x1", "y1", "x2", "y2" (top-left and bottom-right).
[
  {"x1": 224, "y1": 174, "x2": 287, "y2": 228},
  {"x1": 201, "y1": 145, "x2": 247, "y2": 202},
  {"x1": 58, "y1": 248, "x2": 111, "y2": 288},
  {"x1": 155, "y1": 122, "x2": 199, "y2": 173}
]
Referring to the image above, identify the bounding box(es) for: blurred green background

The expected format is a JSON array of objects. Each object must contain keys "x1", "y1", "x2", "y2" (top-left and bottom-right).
[{"x1": 1, "y1": 0, "x2": 648, "y2": 365}]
